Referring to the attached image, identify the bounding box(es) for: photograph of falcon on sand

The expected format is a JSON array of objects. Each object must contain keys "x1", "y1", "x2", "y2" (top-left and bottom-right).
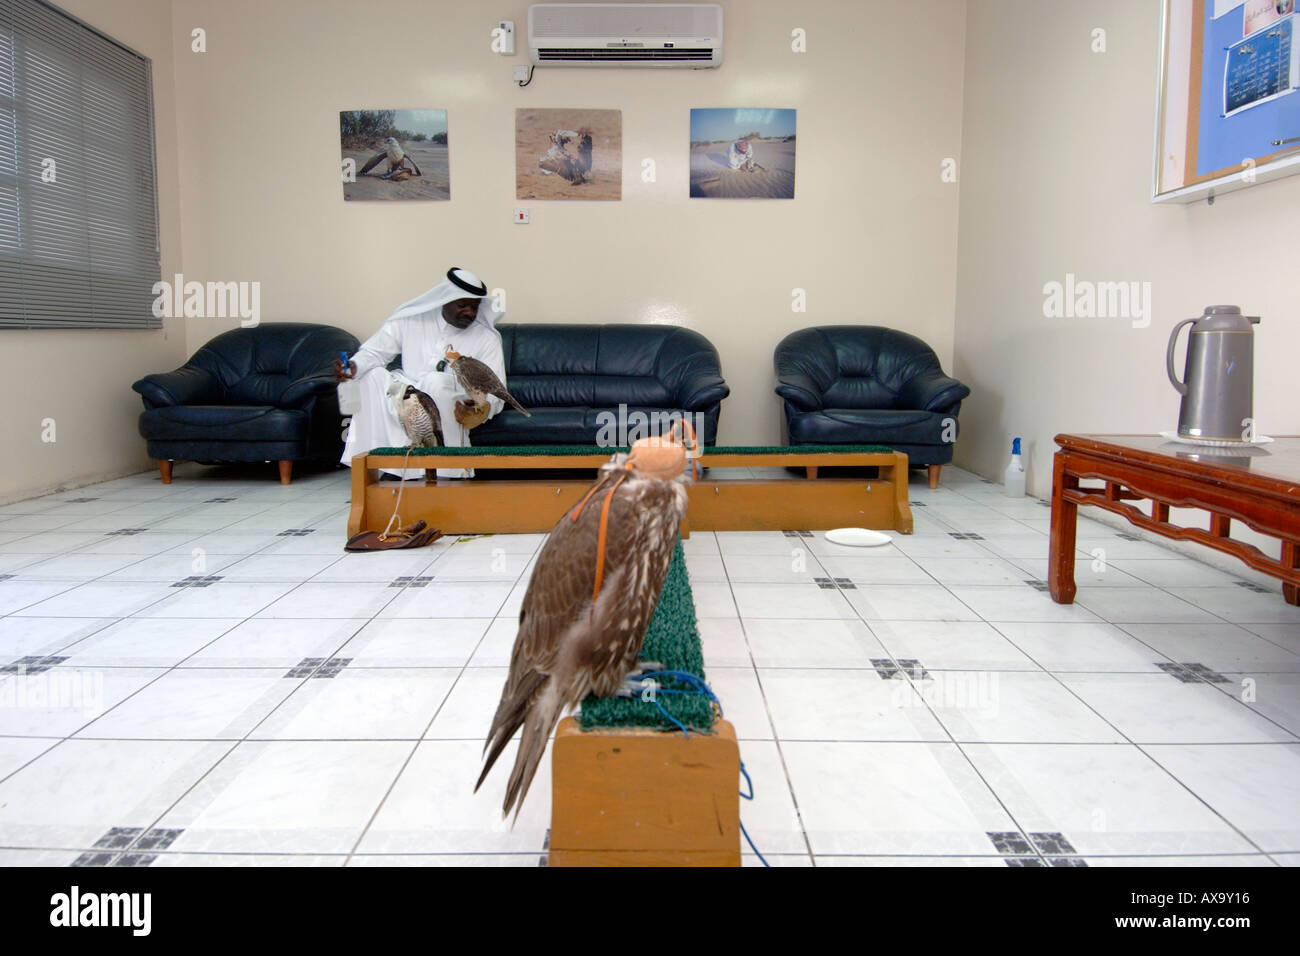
[
  {"x1": 515, "y1": 108, "x2": 622, "y2": 200},
  {"x1": 341, "y1": 109, "x2": 450, "y2": 201}
]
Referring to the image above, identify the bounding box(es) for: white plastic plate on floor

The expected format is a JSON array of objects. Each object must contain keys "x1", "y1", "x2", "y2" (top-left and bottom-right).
[{"x1": 825, "y1": 527, "x2": 893, "y2": 547}]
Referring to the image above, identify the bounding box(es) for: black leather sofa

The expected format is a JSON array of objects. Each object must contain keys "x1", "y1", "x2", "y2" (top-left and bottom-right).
[
  {"x1": 132, "y1": 323, "x2": 359, "y2": 484},
  {"x1": 474, "y1": 323, "x2": 729, "y2": 446},
  {"x1": 774, "y1": 326, "x2": 970, "y2": 486}
]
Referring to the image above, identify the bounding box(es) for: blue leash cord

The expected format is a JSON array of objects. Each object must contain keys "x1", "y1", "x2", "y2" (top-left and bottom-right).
[{"x1": 627, "y1": 669, "x2": 771, "y2": 867}]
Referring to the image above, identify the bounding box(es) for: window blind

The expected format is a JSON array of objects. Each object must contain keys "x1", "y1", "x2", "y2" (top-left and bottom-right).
[{"x1": 0, "y1": 0, "x2": 160, "y2": 330}]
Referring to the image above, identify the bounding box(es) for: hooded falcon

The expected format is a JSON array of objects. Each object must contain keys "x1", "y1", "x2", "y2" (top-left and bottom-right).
[
  {"x1": 444, "y1": 349, "x2": 531, "y2": 417},
  {"x1": 475, "y1": 427, "x2": 695, "y2": 818},
  {"x1": 359, "y1": 136, "x2": 422, "y2": 180},
  {"x1": 387, "y1": 379, "x2": 443, "y2": 448}
]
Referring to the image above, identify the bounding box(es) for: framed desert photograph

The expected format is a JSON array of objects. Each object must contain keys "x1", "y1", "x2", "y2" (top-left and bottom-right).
[
  {"x1": 341, "y1": 109, "x2": 450, "y2": 201},
  {"x1": 515, "y1": 108, "x2": 622, "y2": 200},
  {"x1": 689, "y1": 108, "x2": 797, "y2": 199}
]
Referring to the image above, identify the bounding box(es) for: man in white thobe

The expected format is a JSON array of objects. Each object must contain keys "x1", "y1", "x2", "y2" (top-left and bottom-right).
[{"x1": 336, "y1": 267, "x2": 508, "y2": 479}]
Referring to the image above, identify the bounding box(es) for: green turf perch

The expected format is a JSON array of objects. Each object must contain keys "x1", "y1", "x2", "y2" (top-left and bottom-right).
[{"x1": 579, "y1": 538, "x2": 716, "y2": 734}]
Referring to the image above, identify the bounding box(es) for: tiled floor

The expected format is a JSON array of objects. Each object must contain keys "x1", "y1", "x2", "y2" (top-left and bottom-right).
[{"x1": 0, "y1": 463, "x2": 1297, "y2": 867}]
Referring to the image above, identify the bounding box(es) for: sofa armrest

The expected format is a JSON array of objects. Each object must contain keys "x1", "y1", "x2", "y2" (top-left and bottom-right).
[
  {"x1": 132, "y1": 367, "x2": 219, "y2": 408},
  {"x1": 897, "y1": 369, "x2": 970, "y2": 412},
  {"x1": 280, "y1": 373, "x2": 340, "y2": 409},
  {"x1": 774, "y1": 372, "x2": 824, "y2": 413},
  {"x1": 676, "y1": 370, "x2": 730, "y2": 411}
]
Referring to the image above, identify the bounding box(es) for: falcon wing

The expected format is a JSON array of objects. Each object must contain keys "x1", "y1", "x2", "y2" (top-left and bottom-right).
[
  {"x1": 359, "y1": 150, "x2": 387, "y2": 175},
  {"x1": 413, "y1": 388, "x2": 443, "y2": 447}
]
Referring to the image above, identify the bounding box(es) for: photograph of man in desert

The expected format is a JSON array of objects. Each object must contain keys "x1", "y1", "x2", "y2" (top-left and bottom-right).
[
  {"x1": 515, "y1": 108, "x2": 622, "y2": 200},
  {"x1": 689, "y1": 108, "x2": 796, "y2": 199},
  {"x1": 341, "y1": 109, "x2": 450, "y2": 201}
]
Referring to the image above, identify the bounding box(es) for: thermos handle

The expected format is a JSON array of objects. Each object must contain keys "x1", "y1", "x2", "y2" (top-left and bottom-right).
[{"x1": 1166, "y1": 317, "x2": 1195, "y2": 395}]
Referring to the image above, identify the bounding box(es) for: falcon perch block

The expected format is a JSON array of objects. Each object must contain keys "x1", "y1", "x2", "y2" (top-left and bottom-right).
[{"x1": 548, "y1": 717, "x2": 740, "y2": 867}]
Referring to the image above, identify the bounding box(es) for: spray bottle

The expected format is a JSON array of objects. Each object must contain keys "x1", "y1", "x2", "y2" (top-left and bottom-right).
[{"x1": 1003, "y1": 437, "x2": 1026, "y2": 497}]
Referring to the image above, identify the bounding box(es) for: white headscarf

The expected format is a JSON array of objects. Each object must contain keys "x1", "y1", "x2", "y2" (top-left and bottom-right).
[{"x1": 386, "y1": 267, "x2": 504, "y2": 329}]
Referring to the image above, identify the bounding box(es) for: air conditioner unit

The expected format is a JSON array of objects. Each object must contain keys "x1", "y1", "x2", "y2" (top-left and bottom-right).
[{"x1": 528, "y1": 3, "x2": 723, "y2": 68}]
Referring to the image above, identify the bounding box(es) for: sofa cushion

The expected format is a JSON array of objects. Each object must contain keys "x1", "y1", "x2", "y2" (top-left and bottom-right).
[
  {"x1": 787, "y1": 408, "x2": 953, "y2": 446},
  {"x1": 139, "y1": 405, "x2": 308, "y2": 443},
  {"x1": 474, "y1": 407, "x2": 593, "y2": 445}
]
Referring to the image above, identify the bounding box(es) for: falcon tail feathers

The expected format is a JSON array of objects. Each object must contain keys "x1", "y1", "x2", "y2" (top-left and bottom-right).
[
  {"x1": 474, "y1": 669, "x2": 547, "y2": 795},
  {"x1": 502, "y1": 683, "x2": 564, "y2": 820},
  {"x1": 496, "y1": 390, "x2": 532, "y2": 417}
]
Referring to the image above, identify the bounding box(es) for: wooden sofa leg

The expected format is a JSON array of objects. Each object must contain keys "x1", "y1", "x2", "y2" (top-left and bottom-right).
[
  {"x1": 805, "y1": 466, "x2": 818, "y2": 480},
  {"x1": 928, "y1": 464, "x2": 941, "y2": 489},
  {"x1": 158, "y1": 459, "x2": 173, "y2": 484},
  {"x1": 278, "y1": 460, "x2": 293, "y2": 485}
]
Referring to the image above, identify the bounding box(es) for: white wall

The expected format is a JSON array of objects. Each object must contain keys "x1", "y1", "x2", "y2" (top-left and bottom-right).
[
  {"x1": 953, "y1": 0, "x2": 1300, "y2": 495},
  {"x1": 167, "y1": 0, "x2": 967, "y2": 447},
  {"x1": 0, "y1": 0, "x2": 186, "y2": 502}
]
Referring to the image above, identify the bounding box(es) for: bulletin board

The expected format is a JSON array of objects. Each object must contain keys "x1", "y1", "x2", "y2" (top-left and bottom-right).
[{"x1": 1154, "y1": 0, "x2": 1300, "y2": 202}]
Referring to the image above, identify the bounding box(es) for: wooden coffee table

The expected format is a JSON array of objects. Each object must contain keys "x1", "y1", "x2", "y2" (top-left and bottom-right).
[
  {"x1": 1049, "y1": 433, "x2": 1300, "y2": 605},
  {"x1": 347, "y1": 445, "x2": 913, "y2": 538}
]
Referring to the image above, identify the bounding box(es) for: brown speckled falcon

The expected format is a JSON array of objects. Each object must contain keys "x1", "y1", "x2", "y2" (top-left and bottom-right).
[
  {"x1": 444, "y1": 349, "x2": 531, "y2": 417},
  {"x1": 475, "y1": 429, "x2": 695, "y2": 818},
  {"x1": 388, "y1": 379, "x2": 442, "y2": 448}
]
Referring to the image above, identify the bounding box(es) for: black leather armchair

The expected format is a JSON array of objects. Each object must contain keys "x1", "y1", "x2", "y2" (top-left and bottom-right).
[
  {"x1": 473, "y1": 323, "x2": 729, "y2": 446},
  {"x1": 133, "y1": 323, "x2": 360, "y2": 484},
  {"x1": 774, "y1": 326, "x2": 970, "y2": 486}
]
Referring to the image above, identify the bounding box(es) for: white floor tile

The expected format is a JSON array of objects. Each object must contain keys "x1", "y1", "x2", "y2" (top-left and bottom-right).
[
  {"x1": 1057, "y1": 673, "x2": 1297, "y2": 744},
  {"x1": 743, "y1": 617, "x2": 885, "y2": 669},
  {"x1": 157, "y1": 740, "x2": 414, "y2": 854},
  {"x1": 179, "y1": 618, "x2": 363, "y2": 668},
  {"x1": 991, "y1": 621, "x2": 1171, "y2": 672},
  {"x1": 1165, "y1": 587, "x2": 1300, "y2": 625},
  {"x1": 0, "y1": 667, "x2": 166, "y2": 736},
  {"x1": 847, "y1": 585, "x2": 982, "y2": 622},
  {"x1": 1142, "y1": 743, "x2": 1300, "y2": 853},
  {"x1": 760, "y1": 669, "x2": 947, "y2": 741},
  {"x1": 1117, "y1": 622, "x2": 1300, "y2": 673},
  {"x1": 1070, "y1": 587, "x2": 1216, "y2": 624},
  {"x1": 58, "y1": 618, "x2": 241, "y2": 668},
  {"x1": 250, "y1": 668, "x2": 458, "y2": 740},
  {"x1": 963, "y1": 742, "x2": 1257, "y2": 856},
  {"x1": 870, "y1": 620, "x2": 1040, "y2": 671},
  {"x1": 783, "y1": 741, "x2": 1017, "y2": 855},
  {"x1": 928, "y1": 671, "x2": 1125, "y2": 744},
  {"x1": 74, "y1": 668, "x2": 297, "y2": 740},
  {"x1": 339, "y1": 618, "x2": 491, "y2": 668},
  {"x1": 0, "y1": 738, "x2": 231, "y2": 849}
]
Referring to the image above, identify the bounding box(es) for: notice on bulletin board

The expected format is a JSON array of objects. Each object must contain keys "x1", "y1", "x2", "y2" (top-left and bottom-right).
[{"x1": 1223, "y1": 14, "x2": 1298, "y2": 116}]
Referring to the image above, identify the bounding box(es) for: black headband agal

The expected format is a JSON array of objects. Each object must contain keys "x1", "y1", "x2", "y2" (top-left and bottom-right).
[{"x1": 446, "y1": 267, "x2": 487, "y2": 298}]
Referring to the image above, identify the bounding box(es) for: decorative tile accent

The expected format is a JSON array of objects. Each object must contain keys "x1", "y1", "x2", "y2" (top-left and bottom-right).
[
  {"x1": 93, "y1": 827, "x2": 144, "y2": 849},
  {"x1": 1115, "y1": 532, "x2": 1140, "y2": 541},
  {"x1": 64, "y1": 498, "x2": 99, "y2": 503},
  {"x1": 813, "y1": 577, "x2": 857, "y2": 590},
  {"x1": 1156, "y1": 662, "x2": 1231, "y2": 684},
  {"x1": 171, "y1": 575, "x2": 224, "y2": 588},
  {"x1": 782, "y1": 530, "x2": 814, "y2": 539},
  {"x1": 286, "y1": 658, "x2": 327, "y2": 678},
  {"x1": 1235, "y1": 580, "x2": 1271, "y2": 594},
  {"x1": 1037, "y1": 500, "x2": 1052, "y2": 507},
  {"x1": 1004, "y1": 857, "x2": 1047, "y2": 867},
  {"x1": 390, "y1": 576, "x2": 434, "y2": 588},
  {"x1": 71, "y1": 852, "x2": 117, "y2": 867},
  {"x1": 114, "y1": 853, "x2": 158, "y2": 867},
  {"x1": 895, "y1": 659, "x2": 931, "y2": 680},
  {"x1": 315, "y1": 657, "x2": 352, "y2": 678},
  {"x1": 277, "y1": 529, "x2": 316, "y2": 537},
  {"x1": 0, "y1": 655, "x2": 68, "y2": 675},
  {"x1": 204, "y1": 497, "x2": 237, "y2": 503},
  {"x1": 133, "y1": 828, "x2": 184, "y2": 851},
  {"x1": 1029, "y1": 832, "x2": 1076, "y2": 855},
  {"x1": 106, "y1": 528, "x2": 148, "y2": 536},
  {"x1": 911, "y1": 501, "x2": 926, "y2": 508},
  {"x1": 0, "y1": 574, "x2": 12, "y2": 581},
  {"x1": 948, "y1": 532, "x2": 984, "y2": 540},
  {"x1": 1024, "y1": 579, "x2": 1050, "y2": 592},
  {"x1": 988, "y1": 831, "x2": 1035, "y2": 855},
  {"x1": 870, "y1": 659, "x2": 901, "y2": 680}
]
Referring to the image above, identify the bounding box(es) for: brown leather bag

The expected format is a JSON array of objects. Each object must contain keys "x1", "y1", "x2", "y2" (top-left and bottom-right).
[{"x1": 344, "y1": 519, "x2": 443, "y2": 552}]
